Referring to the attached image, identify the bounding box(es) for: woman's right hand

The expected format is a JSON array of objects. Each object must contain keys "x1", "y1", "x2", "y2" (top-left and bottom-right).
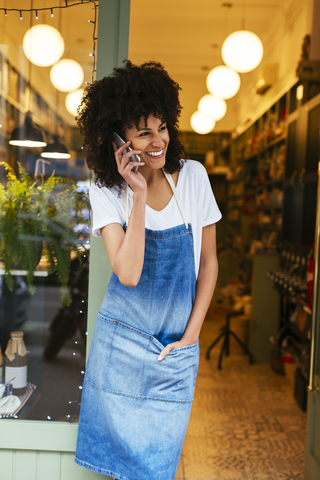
[{"x1": 112, "y1": 140, "x2": 147, "y2": 194}]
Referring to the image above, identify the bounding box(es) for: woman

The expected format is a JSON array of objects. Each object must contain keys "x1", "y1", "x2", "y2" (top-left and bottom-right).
[{"x1": 75, "y1": 61, "x2": 221, "y2": 480}]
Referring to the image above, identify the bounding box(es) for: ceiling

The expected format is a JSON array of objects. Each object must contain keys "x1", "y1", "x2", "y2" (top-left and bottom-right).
[
  {"x1": 128, "y1": 0, "x2": 293, "y2": 131},
  {"x1": 0, "y1": 0, "x2": 300, "y2": 132}
]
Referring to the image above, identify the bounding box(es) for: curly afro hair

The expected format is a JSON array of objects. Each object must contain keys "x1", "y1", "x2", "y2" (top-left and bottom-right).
[{"x1": 77, "y1": 60, "x2": 186, "y2": 189}]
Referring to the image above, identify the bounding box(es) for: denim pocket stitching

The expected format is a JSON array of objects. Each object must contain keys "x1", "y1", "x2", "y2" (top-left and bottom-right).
[
  {"x1": 97, "y1": 313, "x2": 153, "y2": 341},
  {"x1": 97, "y1": 313, "x2": 165, "y2": 350},
  {"x1": 104, "y1": 321, "x2": 118, "y2": 388},
  {"x1": 86, "y1": 379, "x2": 193, "y2": 403},
  {"x1": 170, "y1": 341, "x2": 199, "y2": 354},
  {"x1": 139, "y1": 338, "x2": 151, "y2": 397}
]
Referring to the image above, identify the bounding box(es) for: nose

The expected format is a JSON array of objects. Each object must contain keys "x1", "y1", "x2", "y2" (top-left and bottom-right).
[{"x1": 151, "y1": 132, "x2": 165, "y2": 148}]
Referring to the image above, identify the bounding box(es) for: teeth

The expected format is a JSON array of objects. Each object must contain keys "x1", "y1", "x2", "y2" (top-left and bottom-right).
[{"x1": 147, "y1": 150, "x2": 163, "y2": 157}]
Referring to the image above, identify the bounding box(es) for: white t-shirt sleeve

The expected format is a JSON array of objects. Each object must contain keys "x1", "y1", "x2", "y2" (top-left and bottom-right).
[
  {"x1": 89, "y1": 183, "x2": 125, "y2": 237},
  {"x1": 196, "y1": 162, "x2": 222, "y2": 227}
]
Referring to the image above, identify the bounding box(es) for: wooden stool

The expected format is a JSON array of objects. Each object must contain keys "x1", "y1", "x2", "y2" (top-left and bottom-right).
[{"x1": 206, "y1": 306, "x2": 254, "y2": 370}]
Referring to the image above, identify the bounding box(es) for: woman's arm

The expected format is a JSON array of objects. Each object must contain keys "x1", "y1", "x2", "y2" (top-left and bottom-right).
[
  {"x1": 158, "y1": 223, "x2": 218, "y2": 360},
  {"x1": 101, "y1": 141, "x2": 147, "y2": 287}
]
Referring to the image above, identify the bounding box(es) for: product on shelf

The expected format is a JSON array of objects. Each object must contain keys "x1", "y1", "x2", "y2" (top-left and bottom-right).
[{"x1": 5, "y1": 331, "x2": 29, "y2": 396}]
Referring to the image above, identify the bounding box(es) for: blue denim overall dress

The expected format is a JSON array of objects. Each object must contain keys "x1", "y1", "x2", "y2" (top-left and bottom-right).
[{"x1": 75, "y1": 172, "x2": 199, "y2": 480}]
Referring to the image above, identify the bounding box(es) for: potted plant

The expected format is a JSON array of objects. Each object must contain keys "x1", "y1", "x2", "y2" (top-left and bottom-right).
[{"x1": 0, "y1": 161, "x2": 89, "y2": 305}]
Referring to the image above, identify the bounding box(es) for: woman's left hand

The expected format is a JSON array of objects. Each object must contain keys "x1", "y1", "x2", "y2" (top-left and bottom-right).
[{"x1": 157, "y1": 339, "x2": 198, "y2": 361}]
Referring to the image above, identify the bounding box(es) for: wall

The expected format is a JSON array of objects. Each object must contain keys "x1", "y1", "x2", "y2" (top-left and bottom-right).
[{"x1": 235, "y1": 0, "x2": 311, "y2": 130}]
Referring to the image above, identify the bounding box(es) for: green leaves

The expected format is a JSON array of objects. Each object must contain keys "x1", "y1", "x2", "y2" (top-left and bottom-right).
[{"x1": 0, "y1": 161, "x2": 88, "y2": 305}]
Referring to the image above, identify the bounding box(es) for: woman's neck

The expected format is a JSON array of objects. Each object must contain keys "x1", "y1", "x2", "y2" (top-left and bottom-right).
[{"x1": 139, "y1": 166, "x2": 165, "y2": 187}]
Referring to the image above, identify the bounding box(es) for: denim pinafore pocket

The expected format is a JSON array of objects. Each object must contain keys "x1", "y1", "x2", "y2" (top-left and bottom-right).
[{"x1": 86, "y1": 315, "x2": 199, "y2": 403}]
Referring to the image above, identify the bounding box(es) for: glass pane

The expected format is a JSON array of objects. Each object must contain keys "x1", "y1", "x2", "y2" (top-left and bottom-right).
[
  {"x1": 306, "y1": 104, "x2": 320, "y2": 174},
  {"x1": 0, "y1": 2, "x2": 94, "y2": 422}
]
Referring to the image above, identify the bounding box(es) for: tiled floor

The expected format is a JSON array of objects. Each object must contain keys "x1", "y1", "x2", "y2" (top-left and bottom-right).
[{"x1": 175, "y1": 312, "x2": 306, "y2": 480}]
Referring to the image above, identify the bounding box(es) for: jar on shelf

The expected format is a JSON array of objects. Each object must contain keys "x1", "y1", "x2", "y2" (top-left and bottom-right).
[{"x1": 4, "y1": 331, "x2": 29, "y2": 395}]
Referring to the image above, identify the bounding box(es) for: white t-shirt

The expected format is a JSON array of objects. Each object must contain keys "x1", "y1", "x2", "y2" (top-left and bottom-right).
[{"x1": 89, "y1": 159, "x2": 222, "y2": 277}]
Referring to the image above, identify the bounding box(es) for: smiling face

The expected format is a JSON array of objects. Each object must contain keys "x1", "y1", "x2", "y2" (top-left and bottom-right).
[{"x1": 124, "y1": 114, "x2": 170, "y2": 171}]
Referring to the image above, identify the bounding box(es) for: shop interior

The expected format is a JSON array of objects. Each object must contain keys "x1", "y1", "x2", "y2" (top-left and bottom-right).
[{"x1": 0, "y1": 1, "x2": 319, "y2": 479}]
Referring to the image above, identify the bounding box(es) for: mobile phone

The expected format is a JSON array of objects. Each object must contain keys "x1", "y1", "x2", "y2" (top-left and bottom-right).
[{"x1": 113, "y1": 132, "x2": 141, "y2": 173}]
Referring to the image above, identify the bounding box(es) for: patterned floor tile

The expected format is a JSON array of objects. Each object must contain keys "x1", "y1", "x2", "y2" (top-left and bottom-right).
[{"x1": 175, "y1": 315, "x2": 306, "y2": 480}]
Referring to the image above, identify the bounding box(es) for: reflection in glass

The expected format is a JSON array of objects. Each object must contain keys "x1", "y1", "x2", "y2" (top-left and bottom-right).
[{"x1": 0, "y1": 3, "x2": 93, "y2": 422}]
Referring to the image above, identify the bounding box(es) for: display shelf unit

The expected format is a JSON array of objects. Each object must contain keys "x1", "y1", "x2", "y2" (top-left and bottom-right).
[
  {"x1": 219, "y1": 91, "x2": 288, "y2": 253},
  {"x1": 219, "y1": 80, "x2": 320, "y2": 255},
  {"x1": 220, "y1": 80, "x2": 320, "y2": 372}
]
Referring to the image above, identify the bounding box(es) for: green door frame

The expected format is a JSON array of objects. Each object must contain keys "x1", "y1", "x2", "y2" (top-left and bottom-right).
[
  {"x1": 305, "y1": 152, "x2": 320, "y2": 477},
  {"x1": 0, "y1": 0, "x2": 131, "y2": 467}
]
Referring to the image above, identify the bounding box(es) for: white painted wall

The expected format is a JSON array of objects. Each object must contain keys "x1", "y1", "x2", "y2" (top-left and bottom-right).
[{"x1": 234, "y1": 0, "x2": 311, "y2": 130}]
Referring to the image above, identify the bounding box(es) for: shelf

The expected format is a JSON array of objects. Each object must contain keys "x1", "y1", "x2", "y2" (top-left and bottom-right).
[
  {"x1": 281, "y1": 318, "x2": 308, "y2": 344},
  {"x1": 243, "y1": 134, "x2": 287, "y2": 162},
  {"x1": 258, "y1": 178, "x2": 284, "y2": 186},
  {"x1": 256, "y1": 205, "x2": 283, "y2": 211},
  {"x1": 0, "y1": 268, "x2": 49, "y2": 277},
  {"x1": 228, "y1": 176, "x2": 245, "y2": 184},
  {"x1": 256, "y1": 224, "x2": 282, "y2": 231}
]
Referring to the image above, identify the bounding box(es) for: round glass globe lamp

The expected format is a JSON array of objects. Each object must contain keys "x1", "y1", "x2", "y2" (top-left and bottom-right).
[
  {"x1": 190, "y1": 111, "x2": 215, "y2": 134},
  {"x1": 222, "y1": 30, "x2": 263, "y2": 73},
  {"x1": 23, "y1": 24, "x2": 64, "y2": 67},
  {"x1": 65, "y1": 89, "x2": 84, "y2": 117},
  {"x1": 206, "y1": 66, "x2": 241, "y2": 99},
  {"x1": 50, "y1": 59, "x2": 84, "y2": 92},
  {"x1": 198, "y1": 94, "x2": 227, "y2": 121}
]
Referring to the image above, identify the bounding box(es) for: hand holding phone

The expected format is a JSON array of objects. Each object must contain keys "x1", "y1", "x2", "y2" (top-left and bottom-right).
[{"x1": 113, "y1": 132, "x2": 141, "y2": 173}]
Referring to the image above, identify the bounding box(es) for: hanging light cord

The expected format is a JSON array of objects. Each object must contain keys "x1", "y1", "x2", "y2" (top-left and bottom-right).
[{"x1": 241, "y1": 0, "x2": 246, "y2": 30}]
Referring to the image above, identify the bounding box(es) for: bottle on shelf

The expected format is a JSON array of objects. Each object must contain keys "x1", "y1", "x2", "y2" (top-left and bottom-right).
[{"x1": 5, "y1": 331, "x2": 29, "y2": 395}]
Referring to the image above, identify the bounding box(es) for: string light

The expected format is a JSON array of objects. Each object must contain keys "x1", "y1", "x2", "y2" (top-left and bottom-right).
[
  {"x1": 0, "y1": 2, "x2": 96, "y2": 18},
  {"x1": 35, "y1": 10, "x2": 38, "y2": 19}
]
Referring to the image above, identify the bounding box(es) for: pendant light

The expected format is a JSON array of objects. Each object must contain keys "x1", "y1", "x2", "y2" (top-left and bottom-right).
[
  {"x1": 50, "y1": 59, "x2": 84, "y2": 92},
  {"x1": 23, "y1": 24, "x2": 64, "y2": 67},
  {"x1": 65, "y1": 89, "x2": 84, "y2": 117},
  {"x1": 190, "y1": 111, "x2": 215, "y2": 135},
  {"x1": 221, "y1": 0, "x2": 263, "y2": 73},
  {"x1": 206, "y1": 66, "x2": 241, "y2": 99},
  {"x1": 41, "y1": 134, "x2": 71, "y2": 159},
  {"x1": 9, "y1": 112, "x2": 46, "y2": 147},
  {"x1": 222, "y1": 31, "x2": 263, "y2": 73},
  {"x1": 9, "y1": 1, "x2": 47, "y2": 148},
  {"x1": 198, "y1": 94, "x2": 227, "y2": 121}
]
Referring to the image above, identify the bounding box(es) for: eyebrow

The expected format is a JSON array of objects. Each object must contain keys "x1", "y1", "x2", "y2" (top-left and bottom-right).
[{"x1": 136, "y1": 122, "x2": 165, "y2": 131}]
